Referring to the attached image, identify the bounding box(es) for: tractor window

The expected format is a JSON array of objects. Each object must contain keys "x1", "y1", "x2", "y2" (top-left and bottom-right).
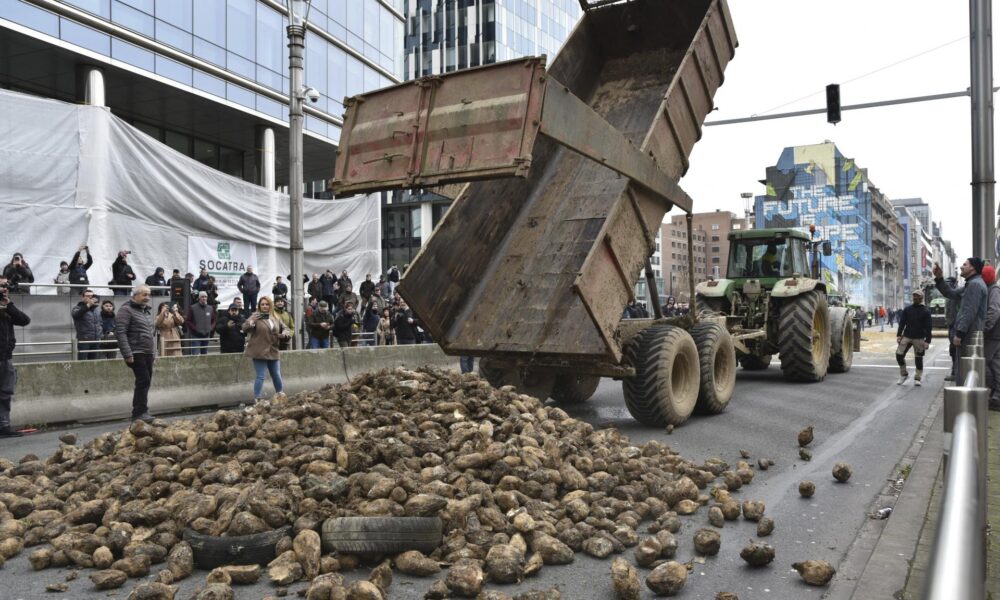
[
  {"x1": 792, "y1": 240, "x2": 810, "y2": 275},
  {"x1": 727, "y1": 240, "x2": 793, "y2": 278}
]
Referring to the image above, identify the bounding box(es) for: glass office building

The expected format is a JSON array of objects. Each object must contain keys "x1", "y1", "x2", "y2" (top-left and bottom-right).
[
  {"x1": 0, "y1": 0, "x2": 403, "y2": 189},
  {"x1": 382, "y1": 0, "x2": 580, "y2": 269}
]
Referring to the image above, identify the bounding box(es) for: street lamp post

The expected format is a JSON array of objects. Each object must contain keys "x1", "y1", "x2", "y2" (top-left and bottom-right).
[
  {"x1": 286, "y1": 0, "x2": 312, "y2": 349},
  {"x1": 740, "y1": 192, "x2": 753, "y2": 230}
]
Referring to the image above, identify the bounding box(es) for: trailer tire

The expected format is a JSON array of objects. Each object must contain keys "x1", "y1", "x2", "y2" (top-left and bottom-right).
[
  {"x1": 778, "y1": 291, "x2": 831, "y2": 382},
  {"x1": 321, "y1": 517, "x2": 442, "y2": 555},
  {"x1": 550, "y1": 374, "x2": 600, "y2": 404},
  {"x1": 622, "y1": 324, "x2": 700, "y2": 427},
  {"x1": 183, "y1": 526, "x2": 291, "y2": 570},
  {"x1": 695, "y1": 293, "x2": 730, "y2": 315},
  {"x1": 478, "y1": 358, "x2": 554, "y2": 400},
  {"x1": 828, "y1": 307, "x2": 854, "y2": 373},
  {"x1": 690, "y1": 322, "x2": 736, "y2": 414},
  {"x1": 739, "y1": 354, "x2": 772, "y2": 371}
]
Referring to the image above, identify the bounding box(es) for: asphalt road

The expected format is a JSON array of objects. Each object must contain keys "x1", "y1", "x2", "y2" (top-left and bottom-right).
[{"x1": 0, "y1": 343, "x2": 947, "y2": 600}]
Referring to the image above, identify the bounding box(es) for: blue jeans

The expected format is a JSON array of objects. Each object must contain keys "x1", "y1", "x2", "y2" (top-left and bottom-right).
[
  {"x1": 309, "y1": 336, "x2": 330, "y2": 349},
  {"x1": 460, "y1": 356, "x2": 475, "y2": 373},
  {"x1": 252, "y1": 359, "x2": 283, "y2": 398},
  {"x1": 190, "y1": 335, "x2": 209, "y2": 355}
]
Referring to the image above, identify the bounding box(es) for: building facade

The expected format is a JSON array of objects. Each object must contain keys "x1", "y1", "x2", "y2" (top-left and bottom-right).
[
  {"x1": 755, "y1": 142, "x2": 903, "y2": 309},
  {"x1": 383, "y1": 0, "x2": 580, "y2": 270},
  {"x1": 0, "y1": 0, "x2": 402, "y2": 190}
]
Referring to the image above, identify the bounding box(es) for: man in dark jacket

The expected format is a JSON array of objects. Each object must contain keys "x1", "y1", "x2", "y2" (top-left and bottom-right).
[
  {"x1": 896, "y1": 290, "x2": 933, "y2": 386},
  {"x1": 387, "y1": 265, "x2": 400, "y2": 295},
  {"x1": 115, "y1": 285, "x2": 156, "y2": 422},
  {"x1": 319, "y1": 270, "x2": 337, "y2": 309},
  {"x1": 69, "y1": 246, "x2": 93, "y2": 286},
  {"x1": 307, "y1": 273, "x2": 322, "y2": 301},
  {"x1": 0, "y1": 279, "x2": 30, "y2": 437},
  {"x1": 936, "y1": 258, "x2": 988, "y2": 356},
  {"x1": 2, "y1": 253, "x2": 34, "y2": 294},
  {"x1": 307, "y1": 301, "x2": 335, "y2": 348},
  {"x1": 984, "y1": 268, "x2": 1000, "y2": 410},
  {"x1": 216, "y1": 304, "x2": 246, "y2": 354},
  {"x1": 71, "y1": 289, "x2": 103, "y2": 360},
  {"x1": 361, "y1": 304, "x2": 380, "y2": 346},
  {"x1": 100, "y1": 300, "x2": 118, "y2": 359},
  {"x1": 110, "y1": 250, "x2": 136, "y2": 295},
  {"x1": 393, "y1": 301, "x2": 418, "y2": 345},
  {"x1": 146, "y1": 267, "x2": 168, "y2": 296},
  {"x1": 185, "y1": 292, "x2": 217, "y2": 355},
  {"x1": 237, "y1": 266, "x2": 261, "y2": 313},
  {"x1": 359, "y1": 274, "x2": 375, "y2": 304},
  {"x1": 333, "y1": 302, "x2": 358, "y2": 348},
  {"x1": 272, "y1": 276, "x2": 288, "y2": 300},
  {"x1": 192, "y1": 268, "x2": 210, "y2": 294}
]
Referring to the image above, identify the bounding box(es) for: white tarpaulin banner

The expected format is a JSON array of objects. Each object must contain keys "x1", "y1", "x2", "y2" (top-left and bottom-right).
[
  {"x1": 0, "y1": 88, "x2": 380, "y2": 297},
  {"x1": 187, "y1": 236, "x2": 259, "y2": 305}
]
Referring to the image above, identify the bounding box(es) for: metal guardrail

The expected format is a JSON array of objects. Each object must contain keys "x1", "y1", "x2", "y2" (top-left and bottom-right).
[{"x1": 925, "y1": 330, "x2": 987, "y2": 599}]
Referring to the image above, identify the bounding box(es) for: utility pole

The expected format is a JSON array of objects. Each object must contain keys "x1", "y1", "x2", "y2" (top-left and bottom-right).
[
  {"x1": 740, "y1": 192, "x2": 753, "y2": 230},
  {"x1": 286, "y1": 0, "x2": 311, "y2": 349},
  {"x1": 971, "y1": 0, "x2": 996, "y2": 259}
]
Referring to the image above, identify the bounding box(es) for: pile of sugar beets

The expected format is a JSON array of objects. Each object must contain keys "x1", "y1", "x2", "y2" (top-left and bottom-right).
[{"x1": 0, "y1": 367, "x2": 837, "y2": 599}]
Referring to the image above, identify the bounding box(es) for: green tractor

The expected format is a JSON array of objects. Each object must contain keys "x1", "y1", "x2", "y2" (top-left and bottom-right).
[{"x1": 694, "y1": 228, "x2": 855, "y2": 382}]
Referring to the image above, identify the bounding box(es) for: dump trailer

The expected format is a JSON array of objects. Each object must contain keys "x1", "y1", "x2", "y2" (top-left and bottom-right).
[{"x1": 332, "y1": 0, "x2": 738, "y2": 426}]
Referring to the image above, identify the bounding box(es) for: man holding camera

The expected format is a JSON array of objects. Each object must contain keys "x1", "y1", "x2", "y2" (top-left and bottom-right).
[
  {"x1": 115, "y1": 285, "x2": 156, "y2": 422},
  {"x1": 110, "y1": 250, "x2": 136, "y2": 296},
  {"x1": 216, "y1": 303, "x2": 246, "y2": 354},
  {"x1": 0, "y1": 279, "x2": 30, "y2": 437},
  {"x1": 71, "y1": 289, "x2": 103, "y2": 360},
  {"x1": 2, "y1": 253, "x2": 34, "y2": 294}
]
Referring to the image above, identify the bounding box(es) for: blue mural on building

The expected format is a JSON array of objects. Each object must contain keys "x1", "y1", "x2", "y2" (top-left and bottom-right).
[{"x1": 755, "y1": 143, "x2": 874, "y2": 304}]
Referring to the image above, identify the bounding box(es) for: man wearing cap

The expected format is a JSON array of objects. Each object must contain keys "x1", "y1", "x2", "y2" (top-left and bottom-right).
[
  {"x1": 216, "y1": 304, "x2": 246, "y2": 354},
  {"x1": 185, "y1": 291, "x2": 217, "y2": 355},
  {"x1": 935, "y1": 258, "x2": 988, "y2": 357},
  {"x1": 984, "y1": 265, "x2": 1000, "y2": 410},
  {"x1": 895, "y1": 290, "x2": 933, "y2": 386},
  {"x1": 306, "y1": 300, "x2": 334, "y2": 349}
]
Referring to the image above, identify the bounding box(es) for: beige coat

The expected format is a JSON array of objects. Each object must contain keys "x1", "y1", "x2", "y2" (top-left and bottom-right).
[
  {"x1": 242, "y1": 314, "x2": 287, "y2": 360},
  {"x1": 155, "y1": 309, "x2": 184, "y2": 357}
]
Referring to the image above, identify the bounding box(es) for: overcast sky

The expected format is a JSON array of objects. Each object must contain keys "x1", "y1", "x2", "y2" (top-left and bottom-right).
[{"x1": 676, "y1": 0, "x2": 993, "y2": 264}]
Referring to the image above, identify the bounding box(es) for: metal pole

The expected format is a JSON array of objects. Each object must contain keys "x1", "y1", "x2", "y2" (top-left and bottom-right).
[
  {"x1": 925, "y1": 412, "x2": 985, "y2": 600},
  {"x1": 644, "y1": 258, "x2": 663, "y2": 319},
  {"x1": 686, "y1": 212, "x2": 697, "y2": 322},
  {"x1": 971, "y1": 0, "x2": 996, "y2": 259},
  {"x1": 288, "y1": 23, "x2": 306, "y2": 350}
]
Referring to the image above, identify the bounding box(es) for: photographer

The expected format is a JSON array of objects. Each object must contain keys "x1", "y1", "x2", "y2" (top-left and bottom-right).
[
  {"x1": 68, "y1": 246, "x2": 93, "y2": 286},
  {"x1": 0, "y1": 279, "x2": 30, "y2": 437},
  {"x1": 154, "y1": 302, "x2": 184, "y2": 357},
  {"x1": 110, "y1": 250, "x2": 136, "y2": 296},
  {"x1": 2, "y1": 253, "x2": 34, "y2": 294},
  {"x1": 71, "y1": 289, "x2": 103, "y2": 360},
  {"x1": 216, "y1": 304, "x2": 246, "y2": 354}
]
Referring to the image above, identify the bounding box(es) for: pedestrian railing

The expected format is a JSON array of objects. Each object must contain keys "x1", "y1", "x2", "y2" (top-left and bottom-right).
[{"x1": 925, "y1": 330, "x2": 987, "y2": 599}]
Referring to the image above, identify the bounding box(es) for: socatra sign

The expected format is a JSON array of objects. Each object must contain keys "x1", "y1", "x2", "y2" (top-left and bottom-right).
[{"x1": 187, "y1": 236, "x2": 258, "y2": 292}]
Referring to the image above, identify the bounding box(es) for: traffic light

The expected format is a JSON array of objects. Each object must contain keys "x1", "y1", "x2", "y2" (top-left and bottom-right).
[{"x1": 826, "y1": 84, "x2": 841, "y2": 124}]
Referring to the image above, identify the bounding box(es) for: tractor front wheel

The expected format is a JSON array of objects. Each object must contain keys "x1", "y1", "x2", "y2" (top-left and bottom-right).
[{"x1": 777, "y1": 291, "x2": 831, "y2": 382}]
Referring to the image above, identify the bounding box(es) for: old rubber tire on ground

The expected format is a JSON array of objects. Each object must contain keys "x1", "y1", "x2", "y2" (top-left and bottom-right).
[
  {"x1": 183, "y1": 526, "x2": 291, "y2": 569},
  {"x1": 690, "y1": 322, "x2": 736, "y2": 414},
  {"x1": 321, "y1": 517, "x2": 442, "y2": 554},
  {"x1": 778, "y1": 291, "x2": 831, "y2": 382},
  {"x1": 622, "y1": 324, "x2": 701, "y2": 426},
  {"x1": 695, "y1": 293, "x2": 730, "y2": 315},
  {"x1": 828, "y1": 307, "x2": 854, "y2": 373},
  {"x1": 550, "y1": 374, "x2": 600, "y2": 404},
  {"x1": 478, "y1": 358, "x2": 555, "y2": 400},
  {"x1": 739, "y1": 354, "x2": 772, "y2": 370}
]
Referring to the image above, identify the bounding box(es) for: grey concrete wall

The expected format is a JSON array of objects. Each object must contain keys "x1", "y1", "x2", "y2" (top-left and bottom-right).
[{"x1": 10, "y1": 346, "x2": 458, "y2": 427}]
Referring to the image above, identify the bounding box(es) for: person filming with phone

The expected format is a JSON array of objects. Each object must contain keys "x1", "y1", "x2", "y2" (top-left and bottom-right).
[{"x1": 242, "y1": 296, "x2": 289, "y2": 404}]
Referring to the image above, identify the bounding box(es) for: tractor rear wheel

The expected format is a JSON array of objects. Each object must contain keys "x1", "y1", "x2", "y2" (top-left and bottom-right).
[
  {"x1": 778, "y1": 291, "x2": 831, "y2": 382},
  {"x1": 828, "y1": 308, "x2": 854, "y2": 373},
  {"x1": 622, "y1": 324, "x2": 700, "y2": 426},
  {"x1": 739, "y1": 354, "x2": 772, "y2": 370},
  {"x1": 690, "y1": 322, "x2": 736, "y2": 414},
  {"x1": 550, "y1": 374, "x2": 600, "y2": 404}
]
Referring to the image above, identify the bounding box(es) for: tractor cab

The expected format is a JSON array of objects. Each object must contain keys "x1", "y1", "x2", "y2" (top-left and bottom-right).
[{"x1": 727, "y1": 230, "x2": 812, "y2": 281}]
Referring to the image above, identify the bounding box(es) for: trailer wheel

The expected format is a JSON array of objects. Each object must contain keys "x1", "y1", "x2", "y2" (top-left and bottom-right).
[
  {"x1": 739, "y1": 354, "x2": 772, "y2": 371},
  {"x1": 478, "y1": 358, "x2": 555, "y2": 400},
  {"x1": 695, "y1": 293, "x2": 730, "y2": 315},
  {"x1": 690, "y1": 322, "x2": 736, "y2": 414},
  {"x1": 622, "y1": 324, "x2": 700, "y2": 427},
  {"x1": 828, "y1": 308, "x2": 854, "y2": 373},
  {"x1": 778, "y1": 291, "x2": 831, "y2": 382},
  {"x1": 550, "y1": 374, "x2": 601, "y2": 405}
]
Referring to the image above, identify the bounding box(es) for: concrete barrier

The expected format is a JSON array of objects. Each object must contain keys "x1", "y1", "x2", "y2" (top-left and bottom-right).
[{"x1": 11, "y1": 345, "x2": 458, "y2": 427}]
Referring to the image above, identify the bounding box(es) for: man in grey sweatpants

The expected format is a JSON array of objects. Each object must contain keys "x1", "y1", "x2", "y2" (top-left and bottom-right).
[{"x1": 936, "y1": 258, "x2": 988, "y2": 384}]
